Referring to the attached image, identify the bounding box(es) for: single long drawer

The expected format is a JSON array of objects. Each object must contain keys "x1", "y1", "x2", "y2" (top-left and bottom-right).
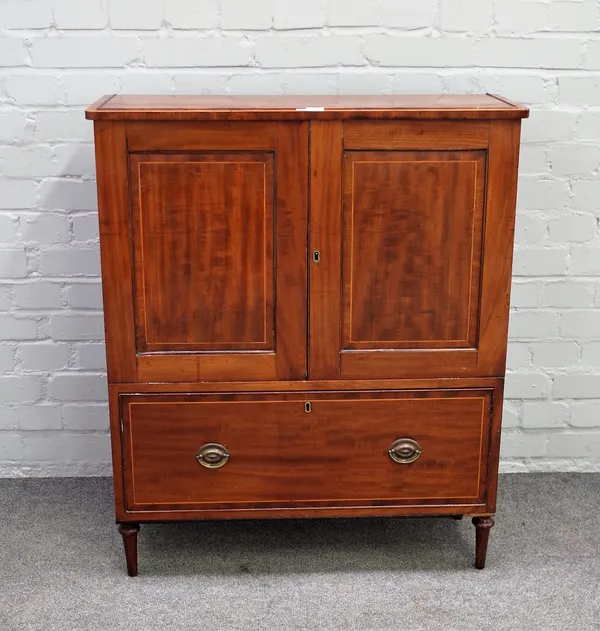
[{"x1": 120, "y1": 390, "x2": 492, "y2": 511}]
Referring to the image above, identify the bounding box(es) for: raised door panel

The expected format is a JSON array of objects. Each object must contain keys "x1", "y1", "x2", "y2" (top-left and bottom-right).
[
  {"x1": 343, "y1": 151, "x2": 485, "y2": 351},
  {"x1": 130, "y1": 153, "x2": 274, "y2": 353},
  {"x1": 95, "y1": 121, "x2": 308, "y2": 383},
  {"x1": 308, "y1": 120, "x2": 522, "y2": 379}
]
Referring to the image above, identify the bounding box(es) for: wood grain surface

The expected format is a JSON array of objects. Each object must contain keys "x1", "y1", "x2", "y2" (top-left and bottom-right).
[
  {"x1": 102, "y1": 121, "x2": 309, "y2": 383},
  {"x1": 90, "y1": 98, "x2": 524, "y2": 572},
  {"x1": 342, "y1": 150, "x2": 485, "y2": 351},
  {"x1": 93, "y1": 121, "x2": 137, "y2": 382},
  {"x1": 308, "y1": 121, "x2": 343, "y2": 379},
  {"x1": 303, "y1": 119, "x2": 522, "y2": 379},
  {"x1": 343, "y1": 120, "x2": 490, "y2": 150},
  {"x1": 86, "y1": 94, "x2": 529, "y2": 121},
  {"x1": 121, "y1": 389, "x2": 492, "y2": 511},
  {"x1": 130, "y1": 152, "x2": 274, "y2": 352},
  {"x1": 477, "y1": 120, "x2": 523, "y2": 375}
]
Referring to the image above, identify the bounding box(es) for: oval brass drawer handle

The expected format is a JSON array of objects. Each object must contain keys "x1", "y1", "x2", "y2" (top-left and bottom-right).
[
  {"x1": 388, "y1": 438, "x2": 422, "y2": 464},
  {"x1": 196, "y1": 443, "x2": 229, "y2": 469}
]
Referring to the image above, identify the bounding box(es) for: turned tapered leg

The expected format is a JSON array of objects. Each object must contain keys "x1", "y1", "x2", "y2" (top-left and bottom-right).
[
  {"x1": 472, "y1": 516, "x2": 495, "y2": 570},
  {"x1": 118, "y1": 523, "x2": 140, "y2": 577}
]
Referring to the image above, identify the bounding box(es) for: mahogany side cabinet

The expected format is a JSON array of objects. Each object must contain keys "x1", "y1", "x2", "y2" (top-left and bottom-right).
[{"x1": 86, "y1": 95, "x2": 529, "y2": 576}]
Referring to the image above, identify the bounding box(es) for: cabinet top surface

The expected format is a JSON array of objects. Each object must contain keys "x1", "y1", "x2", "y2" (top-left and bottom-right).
[{"x1": 86, "y1": 94, "x2": 529, "y2": 121}]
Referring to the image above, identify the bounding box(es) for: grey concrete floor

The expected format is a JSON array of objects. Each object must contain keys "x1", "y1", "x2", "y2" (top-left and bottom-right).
[{"x1": 1, "y1": 473, "x2": 599, "y2": 630}]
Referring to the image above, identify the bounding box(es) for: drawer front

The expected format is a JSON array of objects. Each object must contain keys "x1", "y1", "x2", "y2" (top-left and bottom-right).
[{"x1": 121, "y1": 390, "x2": 492, "y2": 512}]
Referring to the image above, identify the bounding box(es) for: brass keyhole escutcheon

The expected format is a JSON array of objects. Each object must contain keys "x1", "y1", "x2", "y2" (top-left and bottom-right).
[
  {"x1": 304, "y1": 402, "x2": 312, "y2": 413},
  {"x1": 312, "y1": 250, "x2": 320, "y2": 263},
  {"x1": 196, "y1": 443, "x2": 230, "y2": 469},
  {"x1": 388, "y1": 438, "x2": 422, "y2": 464}
]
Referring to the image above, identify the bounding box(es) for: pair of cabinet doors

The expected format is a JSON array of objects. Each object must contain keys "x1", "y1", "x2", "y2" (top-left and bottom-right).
[{"x1": 97, "y1": 118, "x2": 519, "y2": 384}]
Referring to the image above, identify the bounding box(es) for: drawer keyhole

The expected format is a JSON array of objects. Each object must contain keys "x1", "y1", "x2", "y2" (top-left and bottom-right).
[
  {"x1": 312, "y1": 251, "x2": 320, "y2": 263},
  {"x1": 305, "y1": 402, "x2": 312, "y2": 413}
]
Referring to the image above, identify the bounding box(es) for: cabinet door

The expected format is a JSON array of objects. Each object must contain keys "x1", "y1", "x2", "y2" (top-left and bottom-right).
[
  {"x1": 95, "y1": 122, "x2": 308, "y2": 382},
  {"x1": 309, "y1": 120, "x2": 521, "y2": 379}
]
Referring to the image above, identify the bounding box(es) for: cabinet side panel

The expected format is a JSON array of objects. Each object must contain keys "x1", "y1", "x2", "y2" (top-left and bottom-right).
[
  {"x1": 478, "y1": 121, "x2": 522, "y2": 375},
  {"x1": 94, "y1": 122, "x2": 136, "y2": 382},
  {"x1": 309, "y1": 121, "x2": 343, "y2": 379},
  {"x1": 485, "y1": 379, "x2": 505, "y2": 513},
  {"x1": 109, "y1": 385, "x2": 127, "y2": 520}
]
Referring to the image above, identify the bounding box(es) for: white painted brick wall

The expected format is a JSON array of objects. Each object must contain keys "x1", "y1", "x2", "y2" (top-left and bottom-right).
[{"x1": 1, "y1": 0, "x2": 600, "y2": 477}]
